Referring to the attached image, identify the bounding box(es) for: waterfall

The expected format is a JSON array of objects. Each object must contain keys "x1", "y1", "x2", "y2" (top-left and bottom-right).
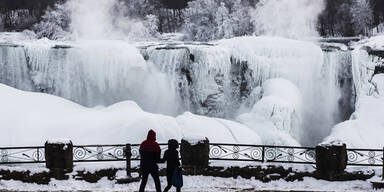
[
  {"x1": 0, "y1": 36, "x2": 356, "y2": 145},
  {"x1": 0, "y1": 40, "x2": 177, "y2": 115},
  {"x1": 0, "y1": 45, "x2": 34, "y2": 91}
]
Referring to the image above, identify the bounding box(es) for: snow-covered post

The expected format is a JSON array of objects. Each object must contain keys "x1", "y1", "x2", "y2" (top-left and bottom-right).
[
  {"x1": 181, "y1": 136, "x2": 209, "y2": 168},
  {"x1": 315, "y1": 141, "x2": 347, "y2": 180},
  {"x1": 45, "y1": 139, "x2": 73, "y2": 179},
  {"x1": 125, "y1": 144, "x2": 132, "y2": 177}
]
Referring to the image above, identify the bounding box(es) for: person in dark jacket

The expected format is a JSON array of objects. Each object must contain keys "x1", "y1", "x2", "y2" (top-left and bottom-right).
[
  {"x1": 139, "y1": 129, "x2": 161, "y2": 192},
  {"x1": 161, "y1": 139, "x2": 181, "y2": 192}
]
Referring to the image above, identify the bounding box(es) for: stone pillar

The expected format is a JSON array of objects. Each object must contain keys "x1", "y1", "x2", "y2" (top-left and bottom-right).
[
  {"x1": 125, "y1": 144, "x2": 132, "y2": 177},
  {"x1": 315, "y1": 141, "x2": 347, "y2": 180},
  {"x1": 181, "y1": 137, "x2": 209, "y2": 167},
  {"x1": 45, "y1": 139, "x2": 73, "y2": 180}
]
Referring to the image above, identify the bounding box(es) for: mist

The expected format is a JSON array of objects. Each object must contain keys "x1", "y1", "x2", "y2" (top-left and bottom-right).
[
  {"x1": 61, "y1": 0, "x2": 157, "y2": 40},
  {"x1": 251, "y1": 0, "x2": 325, "y2": 39}
]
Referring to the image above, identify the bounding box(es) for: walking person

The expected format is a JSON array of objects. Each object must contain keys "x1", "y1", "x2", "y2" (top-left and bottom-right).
[
  {"x1": 162, "y1": 139, "x2": 182, "y2": 192},
  {"x1": 139, "y1": 129, "x2": 162, "y2": 192}
]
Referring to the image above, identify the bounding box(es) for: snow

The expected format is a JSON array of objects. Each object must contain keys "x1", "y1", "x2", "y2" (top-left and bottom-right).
[
  {"x1": 46, "y1": 139, "x2": 72, "y2": 145},
  {"x1": 320, "y1": 42, "x2": 349, "y2": 51},
  {"x1": 319, "y1": 140, "x2": 345, "y2": 147},
  {"x1": 323, "y1": 93, "x2": 384, "y2": 148},
  {"x1": 355, "y1": 35, "x2": 384, "y2": 51},
  {"x1": 0, "y1": 83, "x2": 261, "y2": 146},
  {"x1": 182, "y1": 135, "x2": 207, "y2": 145},
  {"x1": 0, "y1": 165, "x2": 49, "y2": 175},
  {"x1": 0, "y1": 175, "x2": 380, "y2": 192}
]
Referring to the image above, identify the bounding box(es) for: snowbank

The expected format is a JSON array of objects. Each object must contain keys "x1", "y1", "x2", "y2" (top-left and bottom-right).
[
  {"x1": 0, "y1": 84, "x2": 261, "y2": 146},
  {"x1": 323, "y1": 93, "x2": 384, "y2": 148}
]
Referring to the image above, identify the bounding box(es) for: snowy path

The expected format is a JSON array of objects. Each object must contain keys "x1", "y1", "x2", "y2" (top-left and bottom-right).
[{"x1": 0, "y1": 175, "x2": 382, "y2": 192}]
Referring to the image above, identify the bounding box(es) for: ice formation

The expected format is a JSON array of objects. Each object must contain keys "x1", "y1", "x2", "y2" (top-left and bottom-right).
[
  {"x1": 236, "y1": 78, "x2": 301, "y2": 146},
  {"x1": 324, "y1": 36, "x2": 384, "y2": 148},
  {"x1": 0, "y1": 34, "x2": 357, "y2": 146}
]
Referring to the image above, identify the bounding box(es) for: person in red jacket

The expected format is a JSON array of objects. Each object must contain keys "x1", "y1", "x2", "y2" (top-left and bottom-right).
[{"x1": 139, "y1": 129, "x2": 162, "y2": 192}]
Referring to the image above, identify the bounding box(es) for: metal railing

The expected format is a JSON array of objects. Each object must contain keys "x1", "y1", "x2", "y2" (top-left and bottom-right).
[
  {"x1": 130, "y1": 144, "x2": 169, "y2": 161},
  {"x1": 209, "y1": 143, "x2": 316, "y2": 164},
  {"x1": 0, "y1": 143, "x2": 382, "y2": 167},
  {"x1": 347, "y1": 148, "x2": 384, "y2": 166},
  {"x1": 0, "y1": 146, "x2": 45, "y2": 164},
  {"x1": 73, "y1": 144, "x2": 126, "y2": 162}
]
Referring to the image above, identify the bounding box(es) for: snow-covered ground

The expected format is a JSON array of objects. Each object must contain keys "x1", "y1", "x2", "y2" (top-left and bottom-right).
[
  {"x1": 0, "y1": 161, "x2": 380, "y2": 191},
  {"x1": 0, "y1": 174, "x2": 381, "y2": 192}
]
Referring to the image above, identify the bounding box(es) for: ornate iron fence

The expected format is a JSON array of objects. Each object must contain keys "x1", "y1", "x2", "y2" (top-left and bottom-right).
[
  {"x1": 209, "y1": 143, "x2": 316, "y2": 164},
  {"x1": 73, "y1": 145, "x2": 126, "y2": 162},
  {"x1": 0, "y1": 143, "x2": 382, "y2": 167},
  {"x1": 130, "y1": 144, "x2": 170, "y2": 161},
  {"x1": 0, "y1": 146, "x2": 45, "y2": 164},
  {"x1": 347, "y1": 148, "x2": 384, "y2": 166}
]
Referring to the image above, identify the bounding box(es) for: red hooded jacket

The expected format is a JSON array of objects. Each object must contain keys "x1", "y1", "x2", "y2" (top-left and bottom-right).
[
  {"x1": 139, "y1": 130, "x2": 161, "y2": 171},
  {"x1": 140, "y1": 129, "x2": 161, "y2": 152}
]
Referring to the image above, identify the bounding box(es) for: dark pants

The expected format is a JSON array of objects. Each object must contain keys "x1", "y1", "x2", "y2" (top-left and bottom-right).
[
  {"x1": 139, "y1": 169, "x2": 161, "y2": 192},
  {"x1": 163, "y1": 169, "x2": 181, "y2": 192}
]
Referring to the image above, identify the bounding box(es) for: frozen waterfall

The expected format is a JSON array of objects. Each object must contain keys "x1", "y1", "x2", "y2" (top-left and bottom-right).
[{"x1": 0, "y1": 36, "x2": 354, "y2": 145}]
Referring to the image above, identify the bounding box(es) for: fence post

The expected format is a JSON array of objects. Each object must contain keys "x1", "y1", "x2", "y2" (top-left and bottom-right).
[
  {"x1": 45, "y1": 139, "x2": 73, "y2": 180},
  {"x1": 37, "y1": 148, "x2": 40, "y2": 162},
  {"x1": 125, "y1": 144, "x2": 132, "y2": 177},
  {"x1": 181, "y1": 137, "x2": 209, "y2": 168},
  {"x1": 315, "y1": 142, "x2": 347, "y2": 181},
  {"x1": 382, "y1": 147, "x2": 383, "y2": 180},
  {"x1": 261, "y1": 146, "x2": 265, "y2": 162}
]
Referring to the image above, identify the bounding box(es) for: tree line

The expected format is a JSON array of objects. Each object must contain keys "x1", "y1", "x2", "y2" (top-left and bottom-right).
[{"x1": 0, "y1": 0, "x2": 383, "y2": 40}]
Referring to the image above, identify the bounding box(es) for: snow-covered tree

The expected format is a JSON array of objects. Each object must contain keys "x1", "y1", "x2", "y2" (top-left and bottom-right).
[
  {"x1": 33, "y1": 3, "x2": 71, "y2": 40},
  {"x1": 182, "y1": 0, "x2": 218, "y2": 41},
  {"x1": 350, "y1": 0, "x2": 373, "y2": 35},
  {"x1": 215, "y1": 2, "x2": 233, "y2": 39},
  {"x1": 230, "y1": 0, "x2": 252, "y2": 36},
  {"x1": 142, "y1": 14, "x2": 160, "y2": 38}
]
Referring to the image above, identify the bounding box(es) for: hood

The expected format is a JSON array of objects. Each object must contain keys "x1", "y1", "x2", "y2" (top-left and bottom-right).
[
  {"x1": 168, "y1": 139, "x2": 179, "y2": 150},
  {"x1": 147, "y1": 129, "x2": 156, "y2": 141}
]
